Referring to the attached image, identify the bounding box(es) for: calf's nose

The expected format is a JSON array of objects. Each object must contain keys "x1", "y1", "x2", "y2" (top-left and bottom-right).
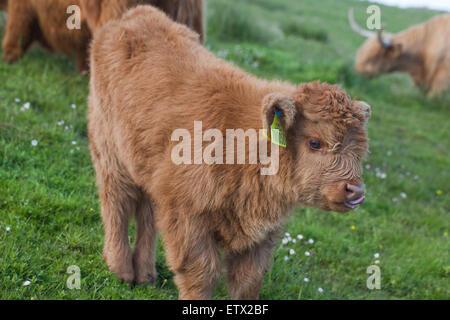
[{"x1": 345, "y1": 183, "x2": 365, "y2": 202}]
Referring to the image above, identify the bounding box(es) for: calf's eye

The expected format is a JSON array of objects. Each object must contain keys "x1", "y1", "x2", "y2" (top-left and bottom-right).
[{"x1": 309, "y1": 140, "x2": 321, "y2": 150}]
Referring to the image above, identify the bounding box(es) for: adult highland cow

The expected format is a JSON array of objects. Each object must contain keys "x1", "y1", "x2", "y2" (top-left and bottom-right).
[
  {"x1": 88, "y1": 6, "x2": 371, "y2": 299},
  {"x1": 1, "y1": 0, "x2": 204, "y2": 72},
  {"x1": 349, "y1": 9, "x2": 450, "y2": 97}
]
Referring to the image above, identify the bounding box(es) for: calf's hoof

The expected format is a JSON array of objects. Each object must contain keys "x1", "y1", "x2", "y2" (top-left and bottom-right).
[
  {"x1": 2, "y1": 42, "x2": 24, "y2": 64},
  {"x1": 134, "y1": 270, "x2": 158, "y2": 286},
  {"x1": 2, "y1": 50, "x2": 21, "y2": 64},
  {"x1": 104, "y1": 253, "x2": 135, "y2": 284}
]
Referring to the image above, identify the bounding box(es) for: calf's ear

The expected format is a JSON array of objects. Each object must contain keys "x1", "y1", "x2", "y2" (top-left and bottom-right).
[
  {"x1": 358, "y1": 101, "x2": 371, "y2": 122},
  {"x1": 262, "y1": 93, "x2": 297, "y2": 133}
]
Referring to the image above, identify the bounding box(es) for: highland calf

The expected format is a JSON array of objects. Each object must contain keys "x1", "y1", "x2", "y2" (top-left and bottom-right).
[
  {"x1": 1, "y1": 0, "x2": 204, "y2": 73},
  {"x1": 88, "y1": 6, "x2": 371, "y2": 299},
  {"x1": 349, "y1": 9, "x2": 450, "y2": 97}
]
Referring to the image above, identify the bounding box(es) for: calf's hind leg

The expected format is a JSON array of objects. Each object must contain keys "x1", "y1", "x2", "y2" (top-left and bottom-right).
[
  {"x1": 94, "y1": 161, "x2": 139, "y2": 284},
  {"x1": 132, "y1": 193, "x2": 158, "y2": 285}
]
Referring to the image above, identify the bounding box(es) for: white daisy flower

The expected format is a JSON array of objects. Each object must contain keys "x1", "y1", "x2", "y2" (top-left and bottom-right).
[
  {"x1": 31, "y1": 140, "x2": 38, "y2": 147},
  {"x1": 400, "y1": 192, "x2": 407, "y2": 199},
  {"x1": 71, "y1": 104, "x2": 77, "y2": 109},
  {"x1": 57, "y1": 120, "x2": 65, "y2": 126},
  {"x1": 318, "y1": 287, "x2": 324, "y2": 293},
  {"x1": 292, "y1": 239, "x2": 296, "y2": 243},
  {"x1": 297, "y1": 234, "x2": 303, "y2": 240},
  {"x1": 308, "y1": 238, "x2": 314, "y2": 244},
  {"x1": 289, "y1": 249, "x2": 295, "y2": 255},
  {"x1": 15, "y1": 98, "x2": 21, "y2": 103},
  {"x1": 72, "y1": 141, "x2": 77, "y2": 145},
  {"x1": 6, "y1": 226, "x2": 10, "y2": 231},
  {"x1": 374, "y1": 253, "x2": 380, "y2": 258},
  {"x1": 303, "y1": 277, "x2": 310, "y2": 282},
  {"x1": 285, "y1": 232, "x2": 290, "y2": 237},
  {"x1": 281, "y1": 238, "x2": 288, "y2": 245},
  {"x1": 374, "y1": 260, "x2": 380, "y2": 264},
  {"x1": 284, "y1": 256, "x2": 289, "y2": 261},
  {"x1": 305, "y1": 251, "x2": 311, "y2": 256},
  {"x1": 23, "y1": 280, "x2": 31, "y2": 286}
]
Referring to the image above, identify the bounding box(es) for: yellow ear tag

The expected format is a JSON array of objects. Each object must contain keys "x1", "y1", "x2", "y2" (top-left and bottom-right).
[{"x1": 263, "y1": 111, "x2": 286, "y2": 148}]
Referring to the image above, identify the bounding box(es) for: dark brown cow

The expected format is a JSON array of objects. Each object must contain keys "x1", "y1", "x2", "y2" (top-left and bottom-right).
[
  {"x1": 0, "y1": 0, "x2": 7, "y2": 11},
  {"x1": 79, "y1": 0, "x2": 204, "y2": 42},
  {"x1": 1, "y1": 0, "x2": 204, "y2": 73}
]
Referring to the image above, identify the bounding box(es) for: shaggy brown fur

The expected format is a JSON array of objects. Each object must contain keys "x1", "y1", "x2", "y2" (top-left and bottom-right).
[
  {"x1": 1, "y1": 0, "x2": 204, "y2": 73},
  {"x1": 80, "y1": 0, "x2": 204, "y2": 42},
  {"x1": 351, "y1": 13, "x2": 450, "y2": 97},
  {"x1": 2, "y1": 0, "x2": 91, "y2": 72},
  {"x1": 0, "y1": 0, "x2": 7, "y2": 11},
  {"x1": 88, "y1": 6, "x2": 371, "y2": 299}
]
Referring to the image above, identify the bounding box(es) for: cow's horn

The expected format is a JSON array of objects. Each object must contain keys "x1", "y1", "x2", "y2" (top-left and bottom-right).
[
  {"x1": 377, "y1": 28, "x2": 392, "y2": 48},
  {"x1": 348, "y1": 8, "x2": 376, "y2": 38}
]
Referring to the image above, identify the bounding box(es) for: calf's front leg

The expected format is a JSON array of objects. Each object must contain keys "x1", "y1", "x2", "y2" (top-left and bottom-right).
[
  {"x1": 160, "y1": 215, "x2": 221, "y2": 299},
  {"x1": 225, "y1": 229, "x2": 280, "y2": 299}
]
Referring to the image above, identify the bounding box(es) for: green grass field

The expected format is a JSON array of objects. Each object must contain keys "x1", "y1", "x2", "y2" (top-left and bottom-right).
[{"x1": 0, "y1": 0, "x2": 449, "y2": 300}]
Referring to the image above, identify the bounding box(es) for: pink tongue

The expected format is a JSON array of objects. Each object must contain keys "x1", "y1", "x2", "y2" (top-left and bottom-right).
[{"x1": 348, "y1": 196, "x2": 365, "y2": 205}]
